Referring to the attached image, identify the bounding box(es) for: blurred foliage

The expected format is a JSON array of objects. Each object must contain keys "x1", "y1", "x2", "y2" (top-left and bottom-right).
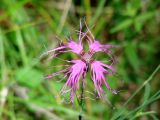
[{"x1": 0, "y1": 0, "x2": 160, "y2": 120}]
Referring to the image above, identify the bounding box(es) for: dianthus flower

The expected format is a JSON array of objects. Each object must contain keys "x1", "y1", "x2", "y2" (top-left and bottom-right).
[{"x1": 44, "y1": 21, "x2": 117, "y2": 102}]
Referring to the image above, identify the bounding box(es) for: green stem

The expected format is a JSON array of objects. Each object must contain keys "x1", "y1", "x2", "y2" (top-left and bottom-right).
[{"x1": 79, "y1": 74, "x2": 85, "y2": 120}]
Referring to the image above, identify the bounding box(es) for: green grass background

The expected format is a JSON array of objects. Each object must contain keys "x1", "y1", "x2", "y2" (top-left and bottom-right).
[{"x1": 0, "y1": 0, "x2": 160, "y2": 120}]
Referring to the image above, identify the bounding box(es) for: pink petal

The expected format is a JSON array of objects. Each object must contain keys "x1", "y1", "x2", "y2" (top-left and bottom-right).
[
  {"x1": 67, "y1": 40, "x2": 83, "y2": 54},
  {"x1": 89, "y1": 40, "x2": 102, "y2": 52},
  {"x1": 89, "y1": 40, "x2": 117, "y2": 53},
  {"x1": 42, "y1": 39, "x2": 83, "y2": 58},
  {"x1": 91, "y1": 60, "x2": 115, "y2": 97},
  {"x1": 61, "y1": 60, "x2": 87, "y2": 102}
]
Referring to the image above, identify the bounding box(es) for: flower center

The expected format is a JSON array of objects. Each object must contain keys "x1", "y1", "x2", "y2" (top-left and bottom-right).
[{"x1": 81, "y1": 51, "x2": 93, "y2": 63}]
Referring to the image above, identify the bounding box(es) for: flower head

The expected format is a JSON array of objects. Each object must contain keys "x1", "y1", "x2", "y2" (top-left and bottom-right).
[{"x1": 44, "y1": 21, "x2": 117, "y2": 102}]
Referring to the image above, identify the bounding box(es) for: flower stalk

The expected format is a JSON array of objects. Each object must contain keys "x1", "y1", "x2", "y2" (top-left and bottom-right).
[{"x1": 79, "y1": 82, "x2": 84, "y2": 120}]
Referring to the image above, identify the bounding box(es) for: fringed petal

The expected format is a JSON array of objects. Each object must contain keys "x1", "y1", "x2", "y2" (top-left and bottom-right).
[
  {"x1": 89, "y1": 40, "x2": 117, "y2": 53},
  {"x1": 91, "y1": 60, "x2": 116, "y2": 97},
  {"x1": 60, "y1": 60, "x2": 87, "y2": 102},
  {"x1": 67, "y1": 40, "x2": 83, "y2": 54}
]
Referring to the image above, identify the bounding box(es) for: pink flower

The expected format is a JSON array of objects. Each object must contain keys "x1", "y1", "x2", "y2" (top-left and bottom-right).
[{"x1": 44, "y1": 21, "x2": 117, "y2": 102}]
